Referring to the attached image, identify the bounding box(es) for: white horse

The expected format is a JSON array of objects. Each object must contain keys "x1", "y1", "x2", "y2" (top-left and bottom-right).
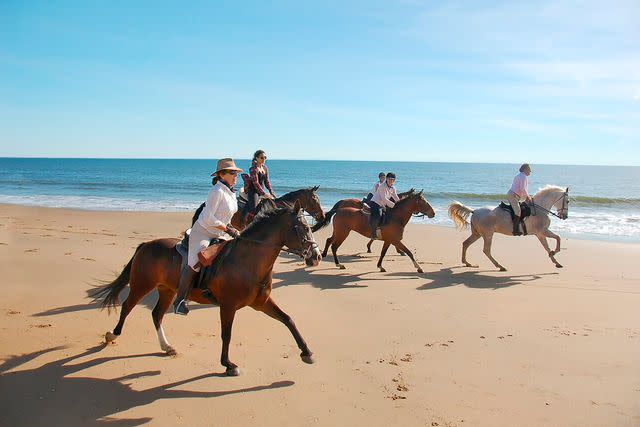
[{"x1": 448, "y1": 186, "x2": 569, "y2": 271}]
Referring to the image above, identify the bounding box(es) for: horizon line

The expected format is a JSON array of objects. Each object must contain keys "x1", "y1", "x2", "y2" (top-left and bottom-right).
[{"x1": 0, "y1": 156, "x2": 638, "y2": 168}]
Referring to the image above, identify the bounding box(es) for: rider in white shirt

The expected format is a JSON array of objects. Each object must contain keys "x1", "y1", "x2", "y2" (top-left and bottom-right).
[
  {"x1": 507, "y1": 163, "x2": 532, "y2": 236},
  {"x1": 368, "y1": 172, "x2": 400, "y2": 238}
]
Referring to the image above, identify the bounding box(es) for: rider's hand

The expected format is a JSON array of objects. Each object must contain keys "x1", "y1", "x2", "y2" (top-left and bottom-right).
[{"x1": 225, "y1": 225, "x2": 240, "y2": 238}]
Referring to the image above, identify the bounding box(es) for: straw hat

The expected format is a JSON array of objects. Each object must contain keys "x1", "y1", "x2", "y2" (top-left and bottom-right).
[{"x1": 210, "y1": 158, "x2": 243, "y2": 176}]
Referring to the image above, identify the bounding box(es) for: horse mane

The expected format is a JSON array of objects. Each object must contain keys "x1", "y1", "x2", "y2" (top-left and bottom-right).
[
  {"x1": 241, "y1": 203, "x2": 293, "y2": 237},
  {"x1": 533, "y1": 185, "x2": 565, "y2": 198},
  {"x1": 277, "y1": 187, "x2": 316, "y2": 203},
  {"x1": 392, "y1": 191, "x2": 419, "y2": 209}
]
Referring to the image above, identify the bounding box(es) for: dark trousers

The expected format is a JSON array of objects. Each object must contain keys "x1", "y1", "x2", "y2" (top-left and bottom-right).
[
  {"x1": 368, "y1": 201, "x2": 381, "y2": 235},
  {"x1": 242, "y1": 190, "x2": 261, "y2": 219}
]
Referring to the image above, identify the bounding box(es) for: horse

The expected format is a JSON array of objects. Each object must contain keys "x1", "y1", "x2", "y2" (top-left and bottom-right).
[
  {"x1": 191, "y1": 186, "x2": 324, "y2": 231},
  {"x1": 448, "y1": 186, "x2": 569, "y2": 271},
  {"x1": 90, "y1": 201, "x2": 323, "y2": 376},
  {"x1": 314, "y1": 189, "x2": 415, "y2": 255},
  {"x1": 313, "y1": 190, "x2": 435, "y2": 273}
]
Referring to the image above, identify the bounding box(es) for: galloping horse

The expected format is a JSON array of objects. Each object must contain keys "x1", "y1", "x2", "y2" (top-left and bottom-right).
[
  {"x1": 191, "y1": 186, "x2": 324, "y2": 230},
  {"x1": 314, "y1": 191, "x2": 435, "y2": 273},
  {"x1": 315, "y1": 189, "x2": 415, "y2": 255},
  {"x1": 91, "y1": 201, "x2": 322, "y2": 376},
  {"x1": 448, "y1": 186, "x2": 569, "y2": 271}
]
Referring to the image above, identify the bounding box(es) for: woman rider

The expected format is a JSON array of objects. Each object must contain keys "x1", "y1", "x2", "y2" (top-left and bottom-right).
[
  {"x1": 364, "y1": 172, "x2": 386, "y2": 206},
  {"x1": 174, "y1": 158, "x2": 243, "y2": 315},
  {"x1": 368, "y1": 172, "x2": 400, "y2": 239},
  {"x1": 507, "y1": 163, "x2": 532, "y2": 236},
  {"x1": 242, "y1": 149, "x2": 276, "y2": 222}
]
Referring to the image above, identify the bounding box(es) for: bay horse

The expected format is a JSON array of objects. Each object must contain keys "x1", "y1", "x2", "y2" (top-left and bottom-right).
[
  {"x1": 314, "y1": 191, "x2": 435, "y2": 273},
  {"x1": 448, "y1": 185, "x2": 569, "y2": 271},
  {"x1": 191, "y1": 186, "x2": 324, "y2": 230},
  {"x1": 90, "y1": 201, "x2": 322, "y2": 376},
  {"x1": 313, "y1": 189, "x2": 415, "y2": 255}
]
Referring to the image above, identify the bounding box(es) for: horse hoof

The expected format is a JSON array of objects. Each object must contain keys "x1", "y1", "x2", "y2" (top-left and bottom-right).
[
  {"x1": 379, "y1": 267, "x2": 386, "y2": 273},
  {"x1": 367, "y1": 250, "x2": 372, "y2": 254},
  {"x1": 301, "y1": 354, "x2": 315, "y2": 364},
  {"x1": 417, "y1": 268, "x2": 424, "y2": 274},
  {"x1": 226, "y1": 367, "x2": 240, "y2": 376},
  {"x1": 499, "y1": 267, "x2": 507, "y2": 272},
  {"x1": 556, "y1": 264, "x2": 563, "y2": 268},
  {"x1": 338, "y1": 264, "x2": 346, "y2": 270},
  {"x1": 105, "y1": 332, "x2": 117, "y2": 344},
  {"x1": 398, "y1": 252, "x2": 406, "y2": 256},
  {"x1": 164, "y1": 347, "x2": 177, "y2": 357}
]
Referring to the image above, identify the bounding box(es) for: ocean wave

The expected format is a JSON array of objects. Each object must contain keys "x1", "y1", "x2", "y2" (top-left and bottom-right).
[{"x1": 0, "y1": 194, "x2": 201, "y2": 212}]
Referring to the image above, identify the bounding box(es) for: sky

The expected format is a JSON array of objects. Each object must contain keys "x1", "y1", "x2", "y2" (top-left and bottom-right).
[{"x1": 1, "y1": 1, "x2": 639, "y2": 165}]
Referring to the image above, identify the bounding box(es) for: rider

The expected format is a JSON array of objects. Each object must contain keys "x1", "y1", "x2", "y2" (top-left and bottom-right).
[
  {"x1": 507, "y1": 163, "x2": 532, "y2": 236},
  {"x1": 174, "y1": 158, "x2": 243, "y2": 315},
  {"x1": 242, "y1": 149, "x2": 276, "y2": 221},
  {"x1": 369, "y1": 172, "x2": 400, "y2": 239},
  {"x1": 364, "y1": 172, "x2": 386, "y2": 206}
]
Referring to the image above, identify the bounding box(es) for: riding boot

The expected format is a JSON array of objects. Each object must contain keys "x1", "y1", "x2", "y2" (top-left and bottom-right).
[
  {"x1": 173, "y1": 265, "x2": 197, "y2": 315},
  {"x1": 513, "y1": 216, "x2": 523, "y2": 236}
]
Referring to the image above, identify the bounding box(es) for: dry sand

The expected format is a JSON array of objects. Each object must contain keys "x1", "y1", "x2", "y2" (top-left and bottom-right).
[{"x1": 0, "y1": 203, "x2": 638, "y2": 426}]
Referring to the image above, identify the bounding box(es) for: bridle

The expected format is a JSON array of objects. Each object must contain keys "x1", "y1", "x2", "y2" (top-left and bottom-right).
[
  {"x1": 532, "y1": 188, "x2": 569, "y2": 220},
  {"x1": 237, "y1": 211, "x2": 319, "y2": 259}
]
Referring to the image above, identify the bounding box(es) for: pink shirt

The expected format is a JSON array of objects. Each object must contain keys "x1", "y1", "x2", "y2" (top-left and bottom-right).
[{"x1": 510, "y1": 172, "x2": 529, "y2": 199}]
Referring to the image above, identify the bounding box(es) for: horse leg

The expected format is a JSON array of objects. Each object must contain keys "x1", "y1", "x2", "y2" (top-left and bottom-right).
[
  {"x1": 152, "y1": 287, "x2": 177, "y2": 355},
  {"x1": 322, "y1": 236, "x2": 332, "y2": 258},
  {"x1": 536, "y1": 233, "x2": 563, "y2": 268},
  {"x1": 377, "y1": 241, "x2": 391, "y2": 272},
  {"x1": 106, "y1": 281, "x2": 151, "y2": 344},
  {"x1": 482, "y1": 234, "x2": 506, "y2": 272},
  {"x1": 330, "y1": 232, "x2": 349, "y2": 270},
  {"x1": 252, "y1": 297, "x2": 314, "y2": 364},
  {"x1": 366, "y1": 239, "x2": 373, "y2": 253},
  {"x1": 219, "y1": 305, "x2": 240, "y2": 376},
  {"x1": 544, "y1": 229, "x2": 562, "y2": 255},
  {"x1": 394, "y1": 241, "x2": 422, "y2": 273},
  {"x1": 462, "y1": 230, "x2": 481, "y2": 268}
]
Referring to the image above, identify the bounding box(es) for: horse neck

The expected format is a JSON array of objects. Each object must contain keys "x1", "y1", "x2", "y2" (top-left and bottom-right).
[
  {"x1": 534, "y1": 189, "x2": 562, "y2": 211},
  {"x1": 238, "y1": 221, "x2": 285, "y2": 272},
  {"x1": 391, "y1": 199, "x2": 415, "y2": 225}
]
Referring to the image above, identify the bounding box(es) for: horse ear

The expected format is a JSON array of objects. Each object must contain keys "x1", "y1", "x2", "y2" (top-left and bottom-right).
[
  {"x1": 312, "y1": 185, "x2": 319, "y2": 192},
  {"x1": 566, "y1": 187, "x2": 569, "y2": 193},
  {"x1": 418, "y1": 189, "x2": 424, "y2": 196},
  {"x1": 293, "y1": 199, "x2": 302, "y2": 212}
]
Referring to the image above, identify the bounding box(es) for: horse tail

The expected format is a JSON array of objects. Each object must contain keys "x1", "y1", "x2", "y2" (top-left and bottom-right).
[
  {"x1": 191, "y1": 202, "x2": 205, "y2": 226},
  {"x1": 89, "y1": 243, "x2": 143, "y2": 311},
  {"x1": 312, "y1": 200, "x2": 346, "y2": 232},
  {"x1": 448, "y1": 201, "x2": 474, "y2": 230}
]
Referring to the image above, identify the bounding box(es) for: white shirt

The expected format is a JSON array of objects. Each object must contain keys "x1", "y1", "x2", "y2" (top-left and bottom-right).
[
  {"x1": 197, "y1": 181, "x2": 238, "y2": 238},
  {"x1": 372, "y1": 181, "x2": 383, "y2": 194},
  {"x1": 509, "y1": 172, "x2": 529, "y2": 199},
  {"x1": 371, "y1": 182, "x2": 399, "y2": 208}
]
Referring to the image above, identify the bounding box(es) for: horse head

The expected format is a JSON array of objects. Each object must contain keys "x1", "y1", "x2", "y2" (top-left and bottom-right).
[
  {"x1": 414, "y1": 190, "x2": 435, "y2": 218},
  {"x1": 286, "y1": 200, "x2": 322, "y2": 267},
  {"x1": 303, "y1": 187, "x2": 325, "y2": 223}
]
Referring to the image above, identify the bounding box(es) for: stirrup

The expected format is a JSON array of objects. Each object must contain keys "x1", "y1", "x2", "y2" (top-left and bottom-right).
[{"x1": 173, "y1": 299, "x2": 189, "y2": 316}]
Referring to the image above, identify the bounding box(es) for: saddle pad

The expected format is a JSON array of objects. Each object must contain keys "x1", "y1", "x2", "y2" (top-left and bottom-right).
[{"x1": 499, "y1": 202, "x2": 532, "y2": 219}]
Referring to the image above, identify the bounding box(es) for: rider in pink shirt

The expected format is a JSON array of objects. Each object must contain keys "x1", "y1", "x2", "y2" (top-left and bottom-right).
[{"x1": 507, "y1": 163, "x2": 532, "y2": 235}]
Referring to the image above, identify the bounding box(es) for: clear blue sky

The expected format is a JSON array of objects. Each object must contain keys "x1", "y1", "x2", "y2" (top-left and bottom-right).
[{"x1": 1, "y1": 1, "x2": 638, "y2": 165}]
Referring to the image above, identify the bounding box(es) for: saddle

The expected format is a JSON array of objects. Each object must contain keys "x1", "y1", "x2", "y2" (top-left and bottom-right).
[
  {"x1": 499, "y1": 202, "x2": 532, "y2": 235},
  {"x1": 361, "y1": 205, "x2": 388, "y2": 239},
  {"x1": 175, "y1": 231, "x2": 234, "y2": 304}
]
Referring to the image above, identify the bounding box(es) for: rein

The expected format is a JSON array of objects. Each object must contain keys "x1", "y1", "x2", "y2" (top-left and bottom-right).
[
  {"x1": 235, "y1": 216, "x2": 319, "y2": 259},
  {"x1": 531, "y1": 191, "x2": 568, "y2": 220}
]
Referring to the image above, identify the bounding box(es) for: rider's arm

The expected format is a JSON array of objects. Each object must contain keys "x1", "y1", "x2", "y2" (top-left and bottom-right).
[
  {"x1": 203, "y1": 189, "x2": 227, "y2": 231},
  {"x1": 249, "y1": 166, "x2": 267, "y2": 196},
  {"x1": 390, "y1": 187, "x2": 400, "y2": 203},
  {"x1": 264, "y1": 165, "x2": 276, "y2": 197}
]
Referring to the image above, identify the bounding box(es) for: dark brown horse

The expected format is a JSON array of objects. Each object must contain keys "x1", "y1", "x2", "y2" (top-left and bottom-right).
[
  {"x1": 191, "y1": 186, "x2": 324, "y2": 231},
  {"x1": 314, "y1": 191, "x2": 435, "y2": 273},
  {"x1": 90, "y1": 201, "x2": 322, "y2": 376},
  {"x1": 312, "y1": 189, "x2": 415, "y2": 255}
]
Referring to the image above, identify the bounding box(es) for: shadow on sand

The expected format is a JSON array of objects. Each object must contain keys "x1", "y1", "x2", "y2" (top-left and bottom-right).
[
  {"x1": 410, "y1": 266, "x2": 559, "y2": 290},
  {"x1": 0, "y1": 345, "x2": 294, "y2": 426}
]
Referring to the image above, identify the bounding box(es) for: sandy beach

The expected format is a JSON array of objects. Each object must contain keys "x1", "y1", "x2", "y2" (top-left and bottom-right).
[{"x1": 0, "y1": 203, "x2": 638, "y2": 426}]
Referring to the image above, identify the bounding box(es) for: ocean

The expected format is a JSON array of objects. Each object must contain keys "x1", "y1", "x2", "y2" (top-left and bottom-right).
[{"x1": 1, "y1": 158, "x2": 639, "y2": 242}]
